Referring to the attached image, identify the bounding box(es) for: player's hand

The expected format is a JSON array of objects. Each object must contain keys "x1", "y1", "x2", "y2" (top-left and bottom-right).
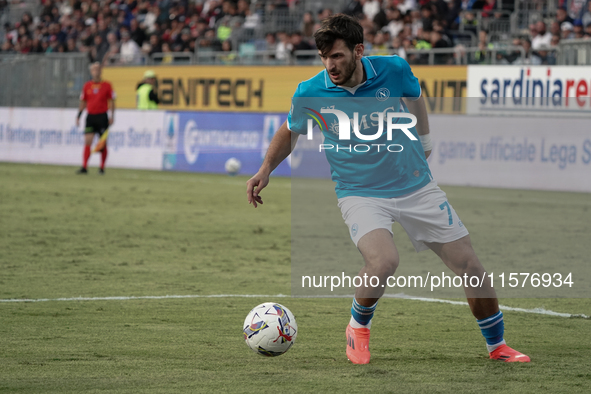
[{"x1": 246, "y1": 170, "x2": 269, "y2": 208}]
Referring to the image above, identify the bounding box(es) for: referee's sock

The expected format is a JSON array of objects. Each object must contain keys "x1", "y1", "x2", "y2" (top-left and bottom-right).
[
  {"x1": 82, "y1": 145, "x2": 91, "y2": 169},
  {"x1": 100, "y1": 146, "x2": 108, "y2": 170}
]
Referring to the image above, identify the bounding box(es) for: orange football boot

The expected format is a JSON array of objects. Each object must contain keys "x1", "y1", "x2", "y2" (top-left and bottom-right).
[
  {"x1": 346, "y1": 324, "x2": 371, "y2": 364},
  {"x1": 489, "y1": 344, "x2": 531, "y2": 362}
]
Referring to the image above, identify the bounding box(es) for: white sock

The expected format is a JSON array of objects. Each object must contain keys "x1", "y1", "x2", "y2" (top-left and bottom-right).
[
  {"x1": 349, "y1": 316, "x2": 372, "y2": 329},
  {"x1": 487, "y1": 339, "x2": 506, "y2": 353}
]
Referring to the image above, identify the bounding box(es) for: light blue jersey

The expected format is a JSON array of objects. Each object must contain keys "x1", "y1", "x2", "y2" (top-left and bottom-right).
[{"x1": 288, "y1": 55, "x2": 433, "y2": 199}]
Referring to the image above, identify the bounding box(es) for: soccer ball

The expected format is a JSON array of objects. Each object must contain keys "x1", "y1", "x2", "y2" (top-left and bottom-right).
[
  {"x1": 243, "y1": 303, "x2": 298, "y2": 357},
  {"x1": 225, "y1": 157, "x2": 241, "y2": 175}
]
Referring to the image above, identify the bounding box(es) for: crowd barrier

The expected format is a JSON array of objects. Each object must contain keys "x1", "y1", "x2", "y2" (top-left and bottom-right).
[
  {"x1": 102, "y1": 65, "x2": 467, "y2": 114},
  {"x1": 467, "y1": 66, "x2": 591, "y2": 116}
]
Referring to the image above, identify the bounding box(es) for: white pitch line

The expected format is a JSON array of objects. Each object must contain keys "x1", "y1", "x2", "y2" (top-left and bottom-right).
[
  {"x1": 388, "y1": 294, "x2": 590, "y2": 319},
  {"x1": 0, "y1": 293, "x2": 588, "y2": 319},
  {"x1": 0, "y1": 294, "x2": 289, "y2": 303}
]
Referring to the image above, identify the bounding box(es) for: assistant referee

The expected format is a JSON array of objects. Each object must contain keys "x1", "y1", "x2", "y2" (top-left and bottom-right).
[{"x1": 76, "y1": 62, "x2": 116, "y2": 174}]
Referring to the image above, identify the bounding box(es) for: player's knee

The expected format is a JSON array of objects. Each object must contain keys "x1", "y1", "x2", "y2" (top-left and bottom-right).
[
  {"x1": 454, "y1": 255, "x2": 484, "y2": 277},
  {"x1": 367, "y1": 255, "x2": 399, "y2": 278}
]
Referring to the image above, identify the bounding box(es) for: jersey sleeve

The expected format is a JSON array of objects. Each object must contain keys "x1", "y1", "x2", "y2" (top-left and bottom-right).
[
  {"x1": 107, "y1": 83, "x2": 116, "y2": 100},
  {"x1": 286, "y1": 83, "x2": 307, "y2": 135},
  {"x1": 400, "y1": 58, "x2": 421, "y2": 100},
  {"x1": 80, "y1": 83, "x2": 88, "y2": 101}
]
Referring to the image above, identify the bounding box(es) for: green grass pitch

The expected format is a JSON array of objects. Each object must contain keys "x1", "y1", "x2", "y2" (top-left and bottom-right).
[{"x1": 0, "y1": 163, "x2": 590, "y2": 393}]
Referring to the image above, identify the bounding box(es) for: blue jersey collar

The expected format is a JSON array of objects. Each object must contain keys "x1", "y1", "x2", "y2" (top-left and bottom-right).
[{"x1": 324, "y1": 57, "x2": 377, "y2": 89}]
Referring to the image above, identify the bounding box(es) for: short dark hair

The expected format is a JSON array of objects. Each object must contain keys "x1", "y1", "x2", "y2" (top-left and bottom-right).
[{"x1": 313, "y1": 14, "x2": 363, "y2": 55}]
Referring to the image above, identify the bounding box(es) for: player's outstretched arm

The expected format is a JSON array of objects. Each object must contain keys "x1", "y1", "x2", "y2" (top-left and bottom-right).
[
  {"x1": 403, "y1": 96, "x2": 432, "y2": 159},
  {"x1": 246, "y1": 120, "x2": 298, "y2": 208}
]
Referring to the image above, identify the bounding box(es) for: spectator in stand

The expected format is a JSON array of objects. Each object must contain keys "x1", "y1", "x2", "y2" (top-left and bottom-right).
[
  {"x1": 160, "y1": 41, "x2": 173, "y2": 64},
  {"x1": 66, "y1": 36, "x2": 78, "y2": 52},
  {"x1": 503, "y1": 37, "x2": 522, "y2": 64},
  {"x1": 143, "y1": 5, "x2": 159, "y2": 35},
  {"x1": 371, "y1": 30, "x2": 389, "y2": 55},
  {"x1": 415, "y1": 28, "x2": 432, "y2": 64},
  {"x1": 532, "y1": 21, "x2": 552, "y2": 49},
  {"x1": 390, "y1": 35, "x2": 406, "y2": 59},
  {"x1": 583, "y1": 2, "x2": 591, "y2": 29},
  {"x1": 549, "y1": 20, "x2": 561, "y2": 37},
  {"x1": 106, "y1": 31, "x2": 119, "y2": 54},
  {"x1": 584, "y1": 23, "x2": 591, "y2": 38},
  {"x1": 129, "y1": 18, "x2": 146, "y2": 48},
  {"x1": 541, "y1": 41, "x2": 558, "y2": 64},
  {"x1": 372, "y1": 5, "x2": 389, "y2": 30},
  {"x1": 573, "y1": 20, "x2": 585, "y2": 38},
  {"x1": 192, "y1": 18, "x2": 208, "y2": 38},
  {"x1": 562, "y1": 0, "x2": 587, "y2": 21},
  {"x1": 169, "y1": 18, "x2": 184, "y2": 45},
  {"x1": 362, "y1": 0, "x2": 381, "y2": 21},
  {"x1": 556, "y1": 7, "x2": 575, "y2": 29},
  {"x1": 561, "y1": 21, "x2": 574, "y2": 39},
  {"x1": 291, "y1": 31, "x2": 314, "y2": 60},
  {"x1": 301, "y1": 11, "x2": 315, "y2": 39},
  {"x1": 146, "y1": 34, "x2": 162, "y2": 57},
  {"x1": 242, "y1": 4, "x2": 260, "y2": 30},
  {"x1": 201, "y1": 28, "x2": 222, "y2": 51},
  {"x1": 220, "y1": 39, "x2": 236, "y2": 63},
  {"x1": 420, "y1": 4, "x2": 434, "y2": 31},
  {"x1": 0, "y1": 0, "x2": 539, "y2": 64},
  {"x1": 318, "y1": 8, "x2": 333, "y2": 22},
  {"x1": 518, "y1": 38, "x2": 541, "y2": 65},
  {"x1": 90, "y1": 34, "x2": 109, "y2": 63},
  {"x1": 174, "y1": 27, "x2": 192, "y2": 52},
  {"x1": 265, "y1": 32, "x2": 277, "y2": 55},
  {"x1": 30, "y1": 37, "x2": 43, "y2": 53},
  {"x1": 480, "y1": 0, "x2": 496, "y2": 18},
  {"x1": 363, "y1": 27, "x2": 375, "y2": 52},
  {"x1": 46, "y1": 35, "x2": 59, "y2": 52},
  {"x1": 0, "y1": 0, "x2": 7, "y2": 21},
  {"x1": 119, "y1": 29, "x2": 141, "y2": 64},
  {"x1": 408, "y1": 9, "x2": 421, "y2": 37},
  {"x1": 431, "y1": 29, "x2": 452, "y2": 64},
  {"x1": 384, "y1": 7, "x2": 404, "y2": 38},
  {"x1": 275, "y1": 30, "x2": 291, "y2": 60},
  {"x1": 343, "y1": 0, "x2": 363, "y2": 18}
]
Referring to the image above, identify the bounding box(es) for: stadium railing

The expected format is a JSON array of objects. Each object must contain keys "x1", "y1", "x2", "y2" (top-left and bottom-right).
[
  {"x1": 94, "y1": 46, "x2": 538, "y2": 67},
  {"x1": 102, "y1": 53, "x2": 149, "y2": 66},
  {"x1": 2, "y1": 0, "x2": 39, "y2": 25},
  {"x1": 0, "y1": 53, "x2": 88, "y2": 108},
  {"x1": 459, "y1": 10, "x2": 514, "y2": 43},
  {"x1": 557, "y1": 39, "x2": 591, "y2": 65}
]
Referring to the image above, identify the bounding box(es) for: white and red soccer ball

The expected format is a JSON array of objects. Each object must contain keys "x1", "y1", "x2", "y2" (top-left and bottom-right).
[{"x1": 243, "y1": 303, "x2": 297, "y2": 357}]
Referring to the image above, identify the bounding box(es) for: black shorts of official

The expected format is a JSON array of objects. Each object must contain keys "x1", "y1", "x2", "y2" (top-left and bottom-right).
[{"x1": 84, "y1": 113, "x2": 109, "y2": 135}]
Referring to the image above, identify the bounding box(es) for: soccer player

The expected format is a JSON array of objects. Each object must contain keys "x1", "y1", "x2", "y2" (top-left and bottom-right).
[
  {"x1": 246, "y1": 14, "x2": 530, "y2": 364},
  {"x1": 76, "y1": 62, "x2": 116, "y2": 174}
]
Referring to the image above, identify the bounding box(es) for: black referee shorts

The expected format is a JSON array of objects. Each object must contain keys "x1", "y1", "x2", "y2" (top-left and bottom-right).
[{"x1": 84, "y1": 113, "x2": 109, "y2": 136}]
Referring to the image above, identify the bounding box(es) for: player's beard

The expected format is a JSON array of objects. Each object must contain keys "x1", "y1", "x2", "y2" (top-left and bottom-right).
[{"x1": 329, "y1": 57, "x2": 357, "y2": 86}]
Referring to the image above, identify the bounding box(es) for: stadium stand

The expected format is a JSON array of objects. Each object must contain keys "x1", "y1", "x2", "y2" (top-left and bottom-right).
[{"x1": 0, "y1": 0, "x2": 589, "y2": 66}]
